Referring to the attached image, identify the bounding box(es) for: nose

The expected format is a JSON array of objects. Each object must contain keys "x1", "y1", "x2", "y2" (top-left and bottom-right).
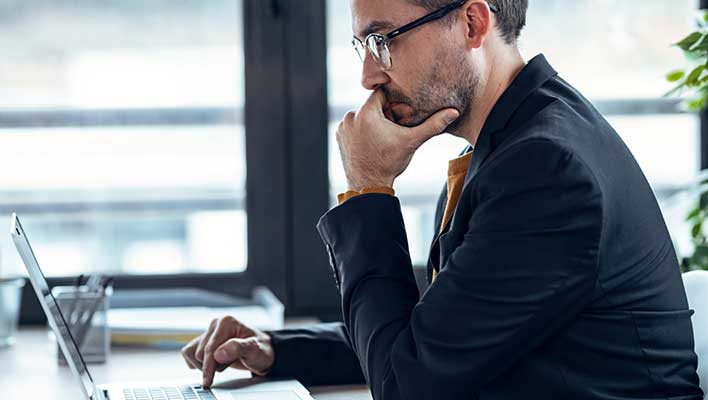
[{"x1": 360, "y1": 52, "x2": 390, "y2": 91}]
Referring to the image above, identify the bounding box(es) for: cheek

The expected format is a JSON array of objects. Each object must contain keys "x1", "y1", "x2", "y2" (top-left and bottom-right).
[
  {"x1": 388, "y1": 42, "x2": 428, "y2": 83},
  {"x1": 389, "y1": 38, "x2": 444, "y2": 91}
]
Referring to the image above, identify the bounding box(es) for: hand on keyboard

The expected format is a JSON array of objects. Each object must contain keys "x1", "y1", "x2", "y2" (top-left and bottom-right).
[{"x1": 180, "y1": 316, "x2": 275, "y2": 388}]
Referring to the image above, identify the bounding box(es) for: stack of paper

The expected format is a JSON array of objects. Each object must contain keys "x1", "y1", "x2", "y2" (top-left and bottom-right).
[
  {"x1": 107, "y1": 287, "x2": 284, "y2": 348},
  {"x1": 108, "y1": 306, "x2": 282, "y2": 348}
]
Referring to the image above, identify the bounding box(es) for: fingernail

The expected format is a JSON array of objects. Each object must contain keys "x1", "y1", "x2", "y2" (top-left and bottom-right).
[
  {"x1": 215, "y1": 348, "x2": 226, "y2": 361},
  {"x1": 446, "y1": 111, "x2": 459, "y2": 124}
]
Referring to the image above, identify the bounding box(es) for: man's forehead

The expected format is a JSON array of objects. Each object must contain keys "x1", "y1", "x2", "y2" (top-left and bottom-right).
[{"x1": 350, "y1": 0, "x2": 424, "y2": 38}]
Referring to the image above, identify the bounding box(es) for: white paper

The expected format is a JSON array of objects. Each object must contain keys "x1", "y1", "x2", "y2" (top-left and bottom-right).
[{"x1": 108, "y1": 306, "x2": 281, "y2": 335}]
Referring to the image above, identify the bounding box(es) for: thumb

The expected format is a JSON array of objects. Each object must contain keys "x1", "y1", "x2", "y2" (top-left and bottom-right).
[{"x1": 410, "y1": 108, "x2": 459, "y2": 145}]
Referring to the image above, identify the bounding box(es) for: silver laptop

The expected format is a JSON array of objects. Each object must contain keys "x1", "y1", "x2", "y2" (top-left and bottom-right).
[{"x1": 11, "y1": 213, "x2": 313, "y2": 400}]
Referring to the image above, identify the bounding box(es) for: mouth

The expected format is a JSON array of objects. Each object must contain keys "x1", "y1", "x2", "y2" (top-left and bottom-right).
[
  {"x1": 388, "y1": 102, "x2": 405, "y2": 112},
  {"x1": 382, "y1": 103, "x2": 393, "y2": 122},
  {"x1": 387, "y1": 102, "x2": 410, "y2": 117},
  {"x1": 386, "y1": 102, "x2": 418, "y2": 126}
]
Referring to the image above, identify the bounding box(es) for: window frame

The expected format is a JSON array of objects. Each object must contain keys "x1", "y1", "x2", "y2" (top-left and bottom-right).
[
  {"x1": 17, "y1": 0, "x2": 341, "y2": 325},
  {"x1": 14, "y1": 0, "x2": 708, "y2": 325}
]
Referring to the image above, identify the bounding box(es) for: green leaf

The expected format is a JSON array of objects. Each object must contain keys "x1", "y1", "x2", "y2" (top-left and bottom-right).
[
  {"x1": 692, "y1": 34, "x2": 708, "y2": 52},
  {"x1": 667, "y1": 70, "x2": 685, "y2": 82},
  {"x1": 688, "y1": 207, "x2": 701, "y2": 221},
  {"x1": 692, "y1": 222, "x2": 703, "y2": 239},
  {"x1": 688, "y1": 96, "x2": 707, "y2": 111},
  {"x1": 685, "y1": 50, "x2": 708, "y2": 62},
  {"x1": 686, "y1": 65, "x2": 706, "y2": 87},
  {"x1": 700, "y1": 190, "x2": 708, "y2": 209},
  {"x1": 676, "y1": 32, "x2": 705, "y2": 51},
  {"x1": 704, "y1": 10, "x2": 708, "y2": 23},
  {"x1": 694, "y1": 245, "x2": 708, "y2": 269},
  {"x1": 681, "y1": 257, "x2": 693, "y2": 273}
]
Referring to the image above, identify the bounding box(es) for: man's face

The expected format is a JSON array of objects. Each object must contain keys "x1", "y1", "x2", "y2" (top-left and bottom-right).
[{"x1": 351, "y1": 0, "x2": 479, "y2": 129}]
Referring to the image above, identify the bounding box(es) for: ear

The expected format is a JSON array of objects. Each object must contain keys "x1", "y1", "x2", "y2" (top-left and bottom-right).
[{"x1": 462, "y1": 0, "x2": 493, "y2": 49}]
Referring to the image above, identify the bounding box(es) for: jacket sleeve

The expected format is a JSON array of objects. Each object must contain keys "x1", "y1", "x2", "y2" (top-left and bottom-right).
[
  {"x1": 261, "y1": 322, "x2": 367, "y2": 386},
  {"x1": 315, "y1": 139, "x2": 604, "y2": 399}
]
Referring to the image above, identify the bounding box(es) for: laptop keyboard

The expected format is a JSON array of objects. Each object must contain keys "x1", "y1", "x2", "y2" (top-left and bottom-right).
[{"x1": 122, "y1": 385, "x2": 216, "y2": 400}]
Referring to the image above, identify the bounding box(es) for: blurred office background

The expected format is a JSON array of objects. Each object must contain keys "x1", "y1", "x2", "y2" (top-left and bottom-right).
[{"x1": 0, "y1": 0, "x2": 702, "y2": 322}]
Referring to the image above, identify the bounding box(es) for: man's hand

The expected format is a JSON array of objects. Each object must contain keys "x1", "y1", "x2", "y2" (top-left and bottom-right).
[
  {"x1": 181, "y1": 316, "x2": 275, "y2": 388},
  {"x1": 336, "y1": 89, "x2": 459, "y2": 191}
]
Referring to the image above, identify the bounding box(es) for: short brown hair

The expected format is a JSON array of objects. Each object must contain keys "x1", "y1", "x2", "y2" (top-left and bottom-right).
[{"x1": 407, "y1": 0, "x2": 528, "y2": 44}]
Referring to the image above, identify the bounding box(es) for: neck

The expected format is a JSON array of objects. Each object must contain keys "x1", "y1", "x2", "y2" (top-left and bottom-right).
[{"x1": 456, "y1": 47, "x2": 526, "y2": 147}]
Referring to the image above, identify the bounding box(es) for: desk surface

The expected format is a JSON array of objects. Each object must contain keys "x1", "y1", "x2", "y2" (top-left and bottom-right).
[{"x1": 0, "y1": 327, "x2": 372, "y2": 400}]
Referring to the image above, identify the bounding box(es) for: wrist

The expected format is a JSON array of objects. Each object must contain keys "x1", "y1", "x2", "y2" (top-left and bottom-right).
[
  {"x1": 254, "y1": 333, "x2": 275, "y2": 376},
  {"x1": 347, "y1": 177, "x2": 394, "y2": 192}
]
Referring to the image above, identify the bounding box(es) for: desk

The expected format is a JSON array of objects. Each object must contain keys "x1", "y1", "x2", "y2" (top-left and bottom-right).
[{"x1": 0, "y1": 328, "x2": 372, "y2": 400}]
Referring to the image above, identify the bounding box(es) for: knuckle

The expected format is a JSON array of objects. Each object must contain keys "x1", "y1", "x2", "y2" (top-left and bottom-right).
[
  {"x1": 361, "y1": 108, "x2": 374, "y2": 121},
  {"x1": 204, "y1": 343, "x2": 216, "y2": 354},
  {"x1": 242, "y1": 339, "x2": 258, "y2": 354},
  {"x1": 195, "y1": 341, "x2": 206, "y2": 354},
  {"x1": 224, "y1": 339, "x2": 238, "y2": 351},
  {"x1": 437, "y1": 120, "x2": 447, "y2": 132}
]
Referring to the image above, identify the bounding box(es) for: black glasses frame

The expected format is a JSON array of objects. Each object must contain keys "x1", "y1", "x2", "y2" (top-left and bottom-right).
[
  {"x1": 352, "y1": 1, "x2": 499, "y2": 70},
  {"x1": 388, "y1": 0, "x2": 498, "y2": 40}
]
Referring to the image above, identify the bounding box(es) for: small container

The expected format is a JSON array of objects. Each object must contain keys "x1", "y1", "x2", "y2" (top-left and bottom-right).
[
  {"x1": 52, "y1": 285, "x2": 111, "y2": 364},
  {"x1": 0, "y1": 277, "x2": 25, "y2": 348}
]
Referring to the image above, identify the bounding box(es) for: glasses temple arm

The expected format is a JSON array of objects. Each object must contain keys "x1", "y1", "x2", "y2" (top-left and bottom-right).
[{"x1": 385, "y1": 0, "x2": 467, "y2": 40}]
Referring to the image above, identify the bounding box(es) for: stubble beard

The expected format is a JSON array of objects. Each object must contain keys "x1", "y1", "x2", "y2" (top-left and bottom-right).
[{"x1": 384, "y1": 50, "x2": 479, "y2": 135}]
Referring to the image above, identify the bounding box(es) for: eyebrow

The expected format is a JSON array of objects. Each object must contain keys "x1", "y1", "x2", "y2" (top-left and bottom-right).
[{"x1": 356, "y1": 20, "x2": 396, "y2": 39}]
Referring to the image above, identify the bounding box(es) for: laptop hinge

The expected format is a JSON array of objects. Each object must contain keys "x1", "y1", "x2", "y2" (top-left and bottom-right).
[{"x1": 91, "y1": 388, "x2": 110, "y2": 400}]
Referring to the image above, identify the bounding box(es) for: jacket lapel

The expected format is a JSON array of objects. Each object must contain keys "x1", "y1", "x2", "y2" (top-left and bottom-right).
[{"x1": 425, "y1": 54, "x2": 559, "y2": 282}]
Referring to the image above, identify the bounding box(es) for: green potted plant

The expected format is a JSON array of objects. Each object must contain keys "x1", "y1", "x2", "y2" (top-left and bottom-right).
[
  {"x1": 666, "y1": 11, "x2": 708, "y2": 110},
  {"x1": 667, "y1": 11, "x2": 708, "y2": 272}
]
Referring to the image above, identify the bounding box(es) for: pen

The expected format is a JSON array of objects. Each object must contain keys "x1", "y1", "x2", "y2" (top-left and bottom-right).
[
  {"x1": 74, "y1": 278, "x2": 112, "y2": 349},
  {"x1": 73, "y1": 274, "x2": 104, "y2": 329},
  {"x1": 68, "y1": 274, "x2": 84, "y2": 327}
]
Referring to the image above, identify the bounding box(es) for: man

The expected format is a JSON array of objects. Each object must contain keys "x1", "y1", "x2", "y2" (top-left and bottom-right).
[{"x1": 182, "y1": 0, "x2": 704, "y2": 398}]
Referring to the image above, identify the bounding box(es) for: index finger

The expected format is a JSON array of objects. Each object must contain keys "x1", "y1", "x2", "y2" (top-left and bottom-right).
[
  {"x1": 202, "y1": 317, "x2": 239, "y2": 387},
  {"x1": 361, "y1": 89, "x2": 386, "y2": 115}
]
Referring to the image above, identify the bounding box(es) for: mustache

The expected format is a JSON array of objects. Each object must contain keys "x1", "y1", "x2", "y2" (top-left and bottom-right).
[{"x1": 382, "y1": 86, "x2": 412, "y2": 105}]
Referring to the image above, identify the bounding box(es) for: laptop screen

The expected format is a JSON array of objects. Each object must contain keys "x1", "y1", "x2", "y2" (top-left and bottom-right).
[{"x1": 11, "y1": 214, "x2": 96, "y2": 400}]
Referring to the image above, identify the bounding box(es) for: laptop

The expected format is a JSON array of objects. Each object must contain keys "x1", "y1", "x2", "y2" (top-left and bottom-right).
[{"x1": 11, "y1": 213, "x2": 314, "y2": 400}]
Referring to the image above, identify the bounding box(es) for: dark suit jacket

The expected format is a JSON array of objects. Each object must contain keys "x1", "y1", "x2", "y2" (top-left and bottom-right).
[{"x1": 264, "y1": 54, "x2": 703, "y2": 399}]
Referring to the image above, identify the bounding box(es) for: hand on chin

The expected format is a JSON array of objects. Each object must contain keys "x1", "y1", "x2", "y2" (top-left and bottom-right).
[{"x1": 336, "y1": 90, "x2": 459, "y2": 191}]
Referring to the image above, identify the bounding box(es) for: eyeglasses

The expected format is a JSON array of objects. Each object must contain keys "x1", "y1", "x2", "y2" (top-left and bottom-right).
[{"x1": 352, "y1": 0, "x2": 499, "y2": 70}]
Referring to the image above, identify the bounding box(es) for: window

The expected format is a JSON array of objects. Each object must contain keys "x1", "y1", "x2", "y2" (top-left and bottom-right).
[
  {"x1": 326, "y1": 0, "x2": 698, "y2": 266},
  {"x1": 9, "y1": 0, "x2": 703, "y2": 323},
  {"x1": 0, "y1": 1, "x2": 246, "y2": 277},
  {"x1": 520, "y1": 0, "x2": 699, "y2": 192}
]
